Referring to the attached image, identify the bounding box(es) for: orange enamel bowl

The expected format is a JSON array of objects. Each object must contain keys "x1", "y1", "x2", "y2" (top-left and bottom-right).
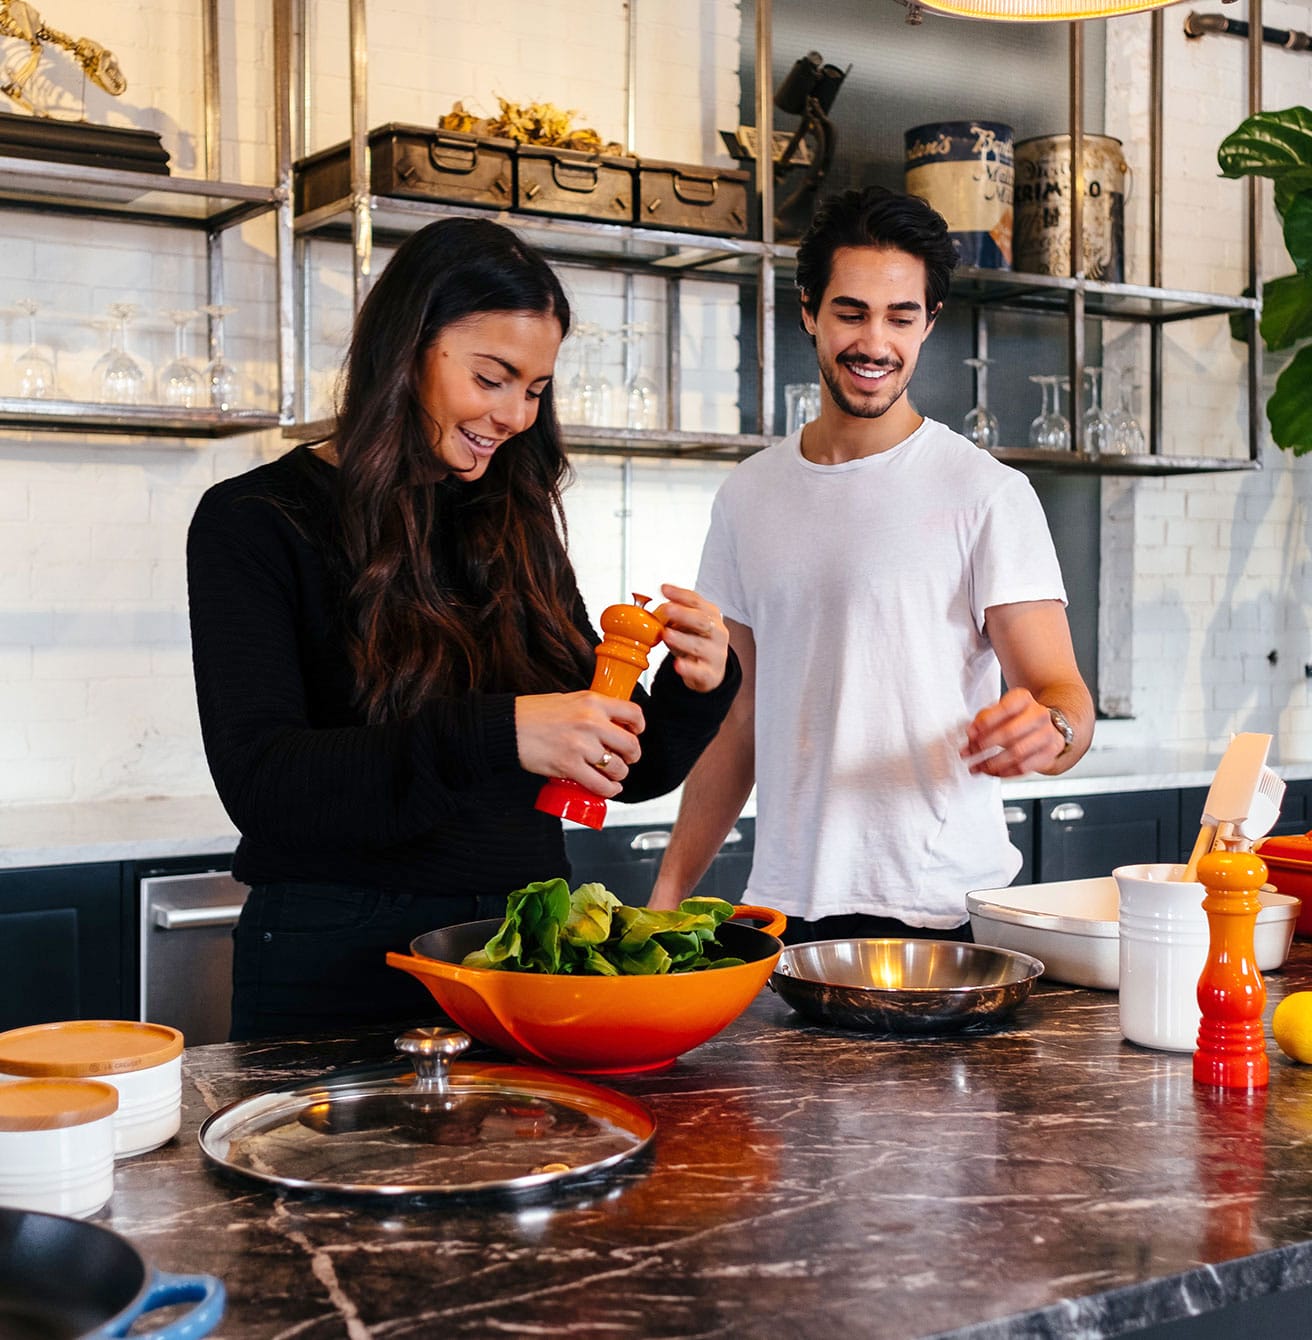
[{"x1": 386, "y1": 905, "x2": 786, "y2": 1074}]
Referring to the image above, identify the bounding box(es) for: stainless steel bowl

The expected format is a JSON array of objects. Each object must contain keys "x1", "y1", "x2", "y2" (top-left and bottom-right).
[{"x1": 769, "y1": 938, "x2": 1045, "y2": 1034}]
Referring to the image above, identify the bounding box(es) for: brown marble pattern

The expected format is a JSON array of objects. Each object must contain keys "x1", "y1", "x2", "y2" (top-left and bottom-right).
[{"x1": 99, "y1": 943, "x2": 1312, "y2": 1338}]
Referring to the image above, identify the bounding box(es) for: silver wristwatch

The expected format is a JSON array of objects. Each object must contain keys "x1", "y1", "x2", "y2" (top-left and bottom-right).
[{"x1": 1048, "y1": 707, "x2": 1076, "y2": 758}]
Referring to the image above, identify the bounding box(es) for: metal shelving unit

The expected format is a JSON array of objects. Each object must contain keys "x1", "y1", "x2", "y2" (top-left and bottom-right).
[
  {"x1": 281, "y1": 0, "x2": 1263, "y2": 474},
  {"x1": 956, "y1": 6, "x2": 1264, "y2": 470},
  {"x1": 0, "y1": 0, "x2": 293, "y2": 440}
]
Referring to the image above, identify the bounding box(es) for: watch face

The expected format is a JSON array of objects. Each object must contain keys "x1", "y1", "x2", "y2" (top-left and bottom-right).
[{"x1": 1050, "y1": 709, "x2": 1075, "y2": 746}]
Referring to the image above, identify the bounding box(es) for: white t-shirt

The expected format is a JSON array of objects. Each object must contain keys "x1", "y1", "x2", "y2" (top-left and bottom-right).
[{"x1": 697, "y1": 417, "x2": 1068, "y2": 925}]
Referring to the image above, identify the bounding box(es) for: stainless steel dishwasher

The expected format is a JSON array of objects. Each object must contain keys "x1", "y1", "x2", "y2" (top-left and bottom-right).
[{"x1": 139, "y1": 867, "x2": 249, "y2": 1046}]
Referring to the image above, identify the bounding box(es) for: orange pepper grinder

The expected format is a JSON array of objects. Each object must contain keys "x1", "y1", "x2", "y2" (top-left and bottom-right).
[
  {"x1": 534, "y1": 593, "x2": 666, "y2": 830},
  {"x1": 1193, "y1": 847, "x2": 1270, "y2": 1091}
]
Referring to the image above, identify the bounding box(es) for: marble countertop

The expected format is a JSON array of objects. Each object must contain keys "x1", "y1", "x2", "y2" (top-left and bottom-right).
[
  {"x1": 4, "y1": 749, "x2": 1310, "y2": 869},
  {"x1": 100, "y1": 943, "x2": 1312, "y2": 1338}
]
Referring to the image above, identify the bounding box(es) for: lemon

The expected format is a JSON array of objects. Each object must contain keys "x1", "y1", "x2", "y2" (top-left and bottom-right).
[{"x1": 1272, "y1": 992, "x2": 1312, "y2": 1064}]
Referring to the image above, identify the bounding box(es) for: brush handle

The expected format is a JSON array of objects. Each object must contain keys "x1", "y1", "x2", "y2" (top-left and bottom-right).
[{"x1": 1182, "y1": 822, "x2": 1219, "y2": 883}]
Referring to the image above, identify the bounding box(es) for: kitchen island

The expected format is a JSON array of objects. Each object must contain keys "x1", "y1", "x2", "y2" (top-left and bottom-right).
[{"x1": 100, "y1": 945, "x2": 1312, "y2": 1338}]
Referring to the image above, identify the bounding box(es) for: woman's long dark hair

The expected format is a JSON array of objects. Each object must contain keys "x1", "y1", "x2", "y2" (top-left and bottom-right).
[{"x1": 331, "y1": 216, "x2": 594, "y2": 722}]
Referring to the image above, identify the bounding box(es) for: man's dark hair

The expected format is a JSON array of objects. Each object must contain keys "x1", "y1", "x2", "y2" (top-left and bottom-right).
[{"x1": 795, "y1": 185, "x2": 958, "y2": 318}]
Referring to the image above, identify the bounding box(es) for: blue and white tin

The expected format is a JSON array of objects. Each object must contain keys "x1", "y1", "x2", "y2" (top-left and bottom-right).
[{"x1": 904, "y1": 120, "x2": 1014, "y2": 270}]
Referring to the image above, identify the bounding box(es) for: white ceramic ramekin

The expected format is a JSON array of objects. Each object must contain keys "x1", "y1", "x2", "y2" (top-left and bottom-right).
[
  {"x1": 0, "y1": 1021, "x2": 184, "y2": 1158},
  {"x1": 0, "y1": 1077, "x2": 118, "y2": 1218}
]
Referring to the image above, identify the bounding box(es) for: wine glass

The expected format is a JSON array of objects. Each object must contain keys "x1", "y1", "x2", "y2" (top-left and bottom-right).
[
  {"x1": 962, "y1": 356, "x2": 999, "y2": 449},
  {"x1": 157, "y1": 309, "x2": 204, "y2": 408},
  {"x1": 1048, "y1": 378, "x2": 1072, "y2": 451},
  {"x1": 621, "y1": 322, "x2": 662, "y2": 431},
  {"x1": 201, "y1": 304, "x2": 242, "y2": 411},
  {"x1": 1110, "y1": 378, "x2": 1145, "y2": 456},
  {"x1": 97, "y1": 302, "x2": 146, "y2": 405},
  {"x1": 13, "y1": 298, "x2": 57, "y2": 399},
  {"x1": 1028, "y1": 374, "x2": 1054, "y2": 447},
  {"x1": 1082, "y1": 366, "x2": 1114, "y2": 458},
  {"x1": 568, "y1": 323, "x2": 611, "y2": 427}
]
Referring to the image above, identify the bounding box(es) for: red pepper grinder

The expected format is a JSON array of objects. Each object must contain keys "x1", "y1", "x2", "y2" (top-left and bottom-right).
[
  {"x1": 1193, "y1": 847, "x2": 1270, "y2": 1091},
  {"x1": 534, "y1": 593, "x2": 666, "y2": 830}
]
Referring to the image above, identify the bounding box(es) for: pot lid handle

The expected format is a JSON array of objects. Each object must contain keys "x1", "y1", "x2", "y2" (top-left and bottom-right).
[{"x1": 394, "y1": 1027, "x2": 470, "y2": 1093}]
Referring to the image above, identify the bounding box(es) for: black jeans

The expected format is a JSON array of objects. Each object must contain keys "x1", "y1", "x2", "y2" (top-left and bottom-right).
[
  {"x1": 229, "y1": 882, "x2": 506, "y2": 1042},
  {"x1": 780, "y1": 911, "x2": 974, "y2": 947}
]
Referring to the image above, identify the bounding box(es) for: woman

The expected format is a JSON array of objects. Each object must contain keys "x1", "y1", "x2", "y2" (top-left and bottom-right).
[{"x1": 187, "y1": 217, "x2": 739, "y2": 1041}]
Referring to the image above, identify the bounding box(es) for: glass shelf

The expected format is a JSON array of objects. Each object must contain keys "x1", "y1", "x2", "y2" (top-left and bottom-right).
[
  {"x1": 0, "y1": 397, "x2": 280, "y2": 438},
  {"x1": 989, "y1": 447, "x2": 1260, "y2": 475},
  {"x1": 293, "y1": 195, "x2": 769, "y2": 273},
  {"x1": 283, "y1": 416, "x2": 770, "y2": 459},
  {"x1": 0, "y1": 156, "x2": 280, "y2": 231}
]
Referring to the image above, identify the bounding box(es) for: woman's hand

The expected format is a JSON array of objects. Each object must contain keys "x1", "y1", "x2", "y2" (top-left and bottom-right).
[
  {"x1": 515, "y1": 692, "x2": 645, "y2": 796},
  {"x1": 654, "y1": 584, "x2": 730, "y2": 693}
]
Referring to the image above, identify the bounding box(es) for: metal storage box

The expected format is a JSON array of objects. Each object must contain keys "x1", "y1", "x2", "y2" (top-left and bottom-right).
[
  {"x1": 293, "y1": 124, "x2": 515, "y2": 216},
  {"x1": 635, "y1": 160, "x2": 750, "y2": 237},
  {"x1": 515, "y1": 145, "x2": 635, "y2": 223}
]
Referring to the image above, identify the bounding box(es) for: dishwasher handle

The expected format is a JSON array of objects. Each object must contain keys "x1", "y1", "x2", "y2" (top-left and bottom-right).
[{"x1": 152, "y1": 904, "x2": 246, "y2": 931}]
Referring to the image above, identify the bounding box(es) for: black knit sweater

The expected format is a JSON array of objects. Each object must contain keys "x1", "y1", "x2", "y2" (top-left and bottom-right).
[{"x1": 186, "y1": 446, "x2": 740, "y2": 899}]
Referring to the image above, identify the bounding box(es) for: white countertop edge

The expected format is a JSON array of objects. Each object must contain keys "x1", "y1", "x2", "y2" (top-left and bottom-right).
[{"x1": 3, "y1": 752, "x2": 1311, "y2": 868}]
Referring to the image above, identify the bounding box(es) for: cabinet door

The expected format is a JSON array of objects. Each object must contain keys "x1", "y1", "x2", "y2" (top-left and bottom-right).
[
  {"x1": 1037, "y1": 790, "x2": 1180, "y2": 883},
  {"x1": 1004, "y1": 800, "x2": 1035, "y2": 886},
  {"x1": 0, "y1": 863, "x2": 129, "y2": 1030}
]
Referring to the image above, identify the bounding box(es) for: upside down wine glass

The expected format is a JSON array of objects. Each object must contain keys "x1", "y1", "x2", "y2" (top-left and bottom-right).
[
  {"x1": 202, "y1": 304, "x2": 242, "y2": 411},
  {"x1": 621, "y1": 322, "x2": 662, "y2": 431},
  {"x1": 158, "y1": 309, "x2": 204, "y2": 408},
  {"x1": 962, "y1": 356, "x2": 999, "y2": 449},
  {"x1": 1083, "y1": 366, "x2": 1114, "y2": 459},
  {"x1": 14, "y1": 297, "x2": 58, "y2": 398},
  {"x1": 97, "y1": 302, "x2": 146, "y2": 406},
  {"x1": 1110, "y1": 378, "x2": 1146, "y2": 456}
]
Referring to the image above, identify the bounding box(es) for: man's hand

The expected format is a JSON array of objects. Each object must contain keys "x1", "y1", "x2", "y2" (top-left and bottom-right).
[{"x1": 962, "y1": 687, "x2": 1066, "y2": 777}]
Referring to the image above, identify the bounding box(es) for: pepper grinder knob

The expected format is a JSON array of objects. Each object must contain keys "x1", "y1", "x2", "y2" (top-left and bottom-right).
[{"x1": 1193, "y1": 849, "x2": 1270, "y2": 1091}]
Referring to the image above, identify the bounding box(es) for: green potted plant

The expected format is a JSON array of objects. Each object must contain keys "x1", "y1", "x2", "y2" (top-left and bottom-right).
[{"x1": 1218, "y1": 106, "x2": 1312, "y2": 455}]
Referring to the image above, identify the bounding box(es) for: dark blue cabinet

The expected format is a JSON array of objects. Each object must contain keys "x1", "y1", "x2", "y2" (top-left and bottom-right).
[
  {"x1": 565, "y1": 819, "x2": 754, "y2": 907},
  {"x1": 0, "y1": 862, "x2": 132, "y2": 1030},
  {"x1": 1036, "y1": 789, "x2": 1180, "y2": 884}
]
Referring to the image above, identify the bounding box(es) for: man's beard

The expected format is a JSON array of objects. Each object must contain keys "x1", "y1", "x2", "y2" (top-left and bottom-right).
[{"x1": 819, "y1": 352, "x2": 908, "y2": 420}]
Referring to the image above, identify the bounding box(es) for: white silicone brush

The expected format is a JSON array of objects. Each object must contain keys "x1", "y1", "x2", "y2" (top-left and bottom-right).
[{"x1": 1181, "y1": 733, "x2": 1284, "y2": 882}]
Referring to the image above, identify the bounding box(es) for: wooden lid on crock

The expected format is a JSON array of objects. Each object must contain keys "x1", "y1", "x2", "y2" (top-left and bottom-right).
[
  {"x1": 0, "y1": 1078, "x2": 119, "y2": 1131},
  {"x1": 0, "y1": 1020, "x2": 184, "y2": 1077}
]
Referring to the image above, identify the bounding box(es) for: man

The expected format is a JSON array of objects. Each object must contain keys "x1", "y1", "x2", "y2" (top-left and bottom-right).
[{"x1": 648, "y1": 185, "x2": 1093, "y2": 944}]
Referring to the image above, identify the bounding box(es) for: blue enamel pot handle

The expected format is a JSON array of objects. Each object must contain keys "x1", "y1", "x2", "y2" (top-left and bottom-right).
[{"x1": 89, "y1": 1269, "x2": 226, "y2": 1340}]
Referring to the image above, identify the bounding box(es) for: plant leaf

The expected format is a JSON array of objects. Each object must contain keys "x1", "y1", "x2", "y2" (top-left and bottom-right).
[
  {"x1": 1259, "y1": 272, "x2": 1312, "y2": 350},
  {"x1": 1275, "y1": 169, "x2": 1312, "y2": 221},
  {"x1": 1267, "y1": 345, "x2": 1312, "y2": 455},
  {"x1": 1284, "y1": 190, "x2": 1312, "y2": 273},
  {"x1": 1218, "y1": 107, "x2": 1312, "y2": 181}
]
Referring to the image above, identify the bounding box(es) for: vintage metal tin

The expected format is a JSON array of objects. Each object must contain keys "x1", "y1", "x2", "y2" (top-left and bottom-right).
[
  {"x1": 293, "y1": 124, "x2": 516, "y2": 216},
  {"x1": 635, "y1": 159, "x2": 750, "y2": 236},
  {"x1": 1014, "y1": 133, "x2": 1128, "y2": 282},
  {"x1": 904, "y1": 120, "x2": 1014, "y2": 270},
  {"x1": 515, "y1": 145, "x2": 636, "y2": 224}
]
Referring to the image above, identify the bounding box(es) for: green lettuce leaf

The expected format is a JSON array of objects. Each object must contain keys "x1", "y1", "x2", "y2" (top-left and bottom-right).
[{"x1": 463, "y1": 887, "x2": 743, "y2": 975}]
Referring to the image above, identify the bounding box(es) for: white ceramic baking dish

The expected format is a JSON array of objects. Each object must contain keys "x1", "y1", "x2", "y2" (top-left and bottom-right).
[{"x1": 966, "y1": 876, "x2": 1299, "y2": 990}]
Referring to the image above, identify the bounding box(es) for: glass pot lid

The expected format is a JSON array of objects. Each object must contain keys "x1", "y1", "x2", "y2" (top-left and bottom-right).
[{"x1": 198, "y1": 1028, "x2": 656, "y2": 1199}]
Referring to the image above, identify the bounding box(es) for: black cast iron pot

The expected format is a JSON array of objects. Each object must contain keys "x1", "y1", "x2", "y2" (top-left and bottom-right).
[{"x1": 0, "y1": 1207, "x2": 224, "y2": 1339}]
